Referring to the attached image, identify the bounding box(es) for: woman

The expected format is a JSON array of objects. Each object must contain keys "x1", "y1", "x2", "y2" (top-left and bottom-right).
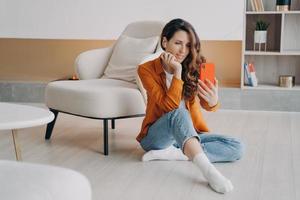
[{"x1": 136, "y1": 18, "x2": 244, "y2": 194}]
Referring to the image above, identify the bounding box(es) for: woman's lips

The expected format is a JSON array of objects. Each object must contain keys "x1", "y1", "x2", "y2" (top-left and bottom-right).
[{"x1": 176, "y1": 55, "x2": 185, "y2": 60}]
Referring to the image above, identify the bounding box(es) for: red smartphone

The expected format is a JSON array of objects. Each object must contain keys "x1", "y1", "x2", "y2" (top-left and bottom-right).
[{"x1": 199, "y1": 63, "x2": 215, "y2": 85}]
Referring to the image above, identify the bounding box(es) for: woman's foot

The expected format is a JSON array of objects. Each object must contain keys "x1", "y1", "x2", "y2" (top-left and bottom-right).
[
  {"x1": 142, "y1": 146, "x2": 188, "y2": 161},
  {"x1": 193, "y1": 153, "x2": 233, "y2": 194}
]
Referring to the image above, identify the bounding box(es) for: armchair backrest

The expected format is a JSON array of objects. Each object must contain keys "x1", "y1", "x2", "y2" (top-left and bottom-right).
[
  {"x1": 122, "y1": 21, "x2": 165, "y2": 105},
  {"x1": 121, "y1": 21, "x2": 165, "y2": 53},
  {"x1": 75, "y1": 21, "x2": 165, "y2": 104},
  {"x1": 121, "y1": 21, "x2": 165, "y2": 39},
  {"x1": 114, "y1": 20, "x2": 164, "y2": 57},
  {"x1": 75, "y1": 21, "x2": 165, "y2": 81},
  {"x1": 103, "y1": 21, "x2": 165, "y2": 84}
]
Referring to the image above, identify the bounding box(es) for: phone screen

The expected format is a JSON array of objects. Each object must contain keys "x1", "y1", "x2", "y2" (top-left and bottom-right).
[{"x1": 199, "y1": 63, "x2": 215, "y2": 85}]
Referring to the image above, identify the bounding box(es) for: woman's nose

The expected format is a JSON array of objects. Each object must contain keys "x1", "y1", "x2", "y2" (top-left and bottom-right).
[{"x1": 180, "y1": 45, "x2": 186, "y2": 53}]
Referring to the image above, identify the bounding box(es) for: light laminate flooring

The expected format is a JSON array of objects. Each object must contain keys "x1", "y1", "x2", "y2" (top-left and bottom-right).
[{"x1": 0, "y1": 106, "x2": 299, "y2": 200}]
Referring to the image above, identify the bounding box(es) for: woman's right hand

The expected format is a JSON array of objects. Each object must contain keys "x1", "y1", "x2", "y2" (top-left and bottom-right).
[{"x1": 160, "y1": 52, "x2": 182, "y2": 74}]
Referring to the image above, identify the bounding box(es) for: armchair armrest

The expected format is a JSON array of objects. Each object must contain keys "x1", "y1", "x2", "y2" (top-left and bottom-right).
[{"x1": 75, "y1": 45, "x2": 114, "y2": 80}]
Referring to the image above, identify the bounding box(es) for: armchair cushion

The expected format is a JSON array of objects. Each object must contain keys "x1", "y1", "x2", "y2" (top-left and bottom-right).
[
  {"x1": 103, "y1": 35, "x2": 159, "y2": 83},
  {"x1": 46, "y1": 79, "x2": 145, "y2": 118}
]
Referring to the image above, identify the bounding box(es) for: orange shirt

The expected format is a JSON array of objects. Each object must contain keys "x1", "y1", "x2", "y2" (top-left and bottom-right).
[{"x1": 136, "y1": 57, "x2": 220, "y2": 142}]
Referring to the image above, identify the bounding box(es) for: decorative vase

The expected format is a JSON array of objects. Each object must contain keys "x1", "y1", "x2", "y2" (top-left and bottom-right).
[
  {"x1": 276, "y1": 0, "x2": 291, "y2": 11},
  {"x1": 254, "y1": 30, "x2": 267, "y2": 43},
  {"x1": 254, "y1": 30, "x2": 267, "y2": 51}
]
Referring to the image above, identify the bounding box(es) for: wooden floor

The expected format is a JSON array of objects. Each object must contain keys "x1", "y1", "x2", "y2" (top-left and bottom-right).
[{"x1": 0, "y1": 107, "x2": 299, "y2": 200}]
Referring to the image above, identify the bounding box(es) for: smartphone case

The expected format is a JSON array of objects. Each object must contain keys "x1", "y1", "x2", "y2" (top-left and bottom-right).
[{"x1": 199, "y1": 63, "x2": 215, "y2": 85}]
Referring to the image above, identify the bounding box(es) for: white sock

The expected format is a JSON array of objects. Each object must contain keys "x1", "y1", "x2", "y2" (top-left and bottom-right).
[
  {"x1": 142, "y1": 145, "x2": 188, "y2": 161},
  {"x1": 193, "y1": 153, "x2": 234, "y2": 194}
]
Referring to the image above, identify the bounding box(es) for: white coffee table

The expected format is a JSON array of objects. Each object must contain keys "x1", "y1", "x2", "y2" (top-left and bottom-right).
[{"x1": 0, "y1": 103, "x2": 54, "y2": 161}]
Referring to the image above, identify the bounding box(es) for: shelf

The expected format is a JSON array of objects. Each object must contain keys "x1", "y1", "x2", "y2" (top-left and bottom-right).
[
  {"x1": 245, "y1": 51, "x2": 300, "y2": 55},
  {"x1": 243, "y1": 55, "x2": 300, "y2": 90},
  {"x1": 243, "y1": 84, "x2": 300, "y2": 90},
  {"x1": 245, "y1": 14, "x2": 282, "y2": 52},
  {"x1": 246, "y1": 11, "x2": 300, "y2": 14},
  {"x1": 243, "y1": 0, "x2": 300, "y2": 92},
  {"x1": 281, "y1": 51, "x2": 300, "y2": 55},
  {"x1": 284, "y1": 11, "x2": 300, "y2": 14},
  {"x1": 282, "y1": 14, "x2": 300, "y2": 51}
]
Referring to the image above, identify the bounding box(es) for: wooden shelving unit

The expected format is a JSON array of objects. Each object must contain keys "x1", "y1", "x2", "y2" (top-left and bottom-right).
[{"x1": 241, "y1": 0, "x2": 300, "y2": 90}]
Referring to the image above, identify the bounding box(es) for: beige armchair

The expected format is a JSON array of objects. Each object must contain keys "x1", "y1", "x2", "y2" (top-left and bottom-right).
[{"x1": 45, "y1": 21, "x2": 165, "y2": 155}]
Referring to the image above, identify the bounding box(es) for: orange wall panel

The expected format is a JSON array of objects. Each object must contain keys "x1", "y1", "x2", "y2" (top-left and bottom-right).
[{"x1": 0, "y1": 39, "x2": 241, "y2": 86}]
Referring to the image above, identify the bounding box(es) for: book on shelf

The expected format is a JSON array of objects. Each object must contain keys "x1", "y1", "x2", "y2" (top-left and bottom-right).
[
  {"x1": 260, "y1": 0, "x2": 265, "y2": 11},
  {"x1": 250, "y1": 0, "x2": 256, "y2": 11},
  {"x1": 248, "y1": 63, "x2": 258, "y2": 86},
  {"x1": 250, "y1": 0, "x2": 264, "y2": 11},
  {"x1": 244, "y1": 62, "x2": 258, "y2": 86},
  {"x1": 257, "y1": 0, "x2": 264, "y2": 11},
  {"x1": 244, "y1": 63, "x2": 251, "y2": 85}
]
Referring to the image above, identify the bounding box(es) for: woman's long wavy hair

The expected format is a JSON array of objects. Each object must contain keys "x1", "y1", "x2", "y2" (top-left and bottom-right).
[{"x1": 161, "y1": 18, "x2": 205, "y2": 100}]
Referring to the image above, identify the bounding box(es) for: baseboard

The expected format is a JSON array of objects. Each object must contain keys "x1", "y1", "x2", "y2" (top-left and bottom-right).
[
  {"x1": 0, "y1": 81, "x2": 46, "y2": 103},
  {"x1": 219, "y1": 87, "x2": 300, "y2": 112}
]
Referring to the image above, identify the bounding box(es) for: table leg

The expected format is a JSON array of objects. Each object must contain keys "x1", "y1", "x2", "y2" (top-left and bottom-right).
[{"x1": 11, "y1": 130, "x2": 22, "y2": 161}]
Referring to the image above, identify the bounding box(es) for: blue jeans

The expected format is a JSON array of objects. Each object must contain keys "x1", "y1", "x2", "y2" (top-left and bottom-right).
[{"x1": 140, "y1": 108, "x2": 244, "y2": 163}]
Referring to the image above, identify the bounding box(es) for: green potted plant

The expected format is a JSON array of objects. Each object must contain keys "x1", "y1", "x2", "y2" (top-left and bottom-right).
[{"x1": 254, "y1": 20, "x2": 270, "y2": 51}]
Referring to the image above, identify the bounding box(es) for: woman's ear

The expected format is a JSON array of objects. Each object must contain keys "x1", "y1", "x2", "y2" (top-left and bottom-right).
[{"x1": 162, "y1": 37, "x2": 168, "y2": 49}]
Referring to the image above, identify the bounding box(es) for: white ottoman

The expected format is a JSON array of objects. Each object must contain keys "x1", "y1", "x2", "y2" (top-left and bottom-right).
[{"x1": 0, "y1": 160, "x2": 92, "y2": 200}]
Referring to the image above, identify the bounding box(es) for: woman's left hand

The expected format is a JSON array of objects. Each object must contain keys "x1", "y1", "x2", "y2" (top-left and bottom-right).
[{"x1": 197, "y1": 78, "x2": 219, "y2": 107}]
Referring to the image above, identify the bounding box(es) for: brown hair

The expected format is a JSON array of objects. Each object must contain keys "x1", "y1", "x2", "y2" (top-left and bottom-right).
[{"x1": 161, "y1": 18, "x2": 205, "y2": 100}]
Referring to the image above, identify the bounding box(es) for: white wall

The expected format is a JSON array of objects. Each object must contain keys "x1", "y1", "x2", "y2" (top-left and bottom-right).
[{"x1": 0, "y1": 0, "x2": 244, "y2": 40}]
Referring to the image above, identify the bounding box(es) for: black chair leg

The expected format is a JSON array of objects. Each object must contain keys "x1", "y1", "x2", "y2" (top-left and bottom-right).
[
  {"x1": 103, "y1": 119, "x2": 109, "y2": 155},
  {"x1": 111, "y1": 119, "x2": 115, "y2": 129},
  {"x1": 45, "y1": 109, "x2": 59, "y2": 140}
]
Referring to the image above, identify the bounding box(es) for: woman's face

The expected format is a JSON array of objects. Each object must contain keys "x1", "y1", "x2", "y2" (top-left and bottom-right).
[{"x1": 162, "y1": 30, "x2": 191, "y2": 63}]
